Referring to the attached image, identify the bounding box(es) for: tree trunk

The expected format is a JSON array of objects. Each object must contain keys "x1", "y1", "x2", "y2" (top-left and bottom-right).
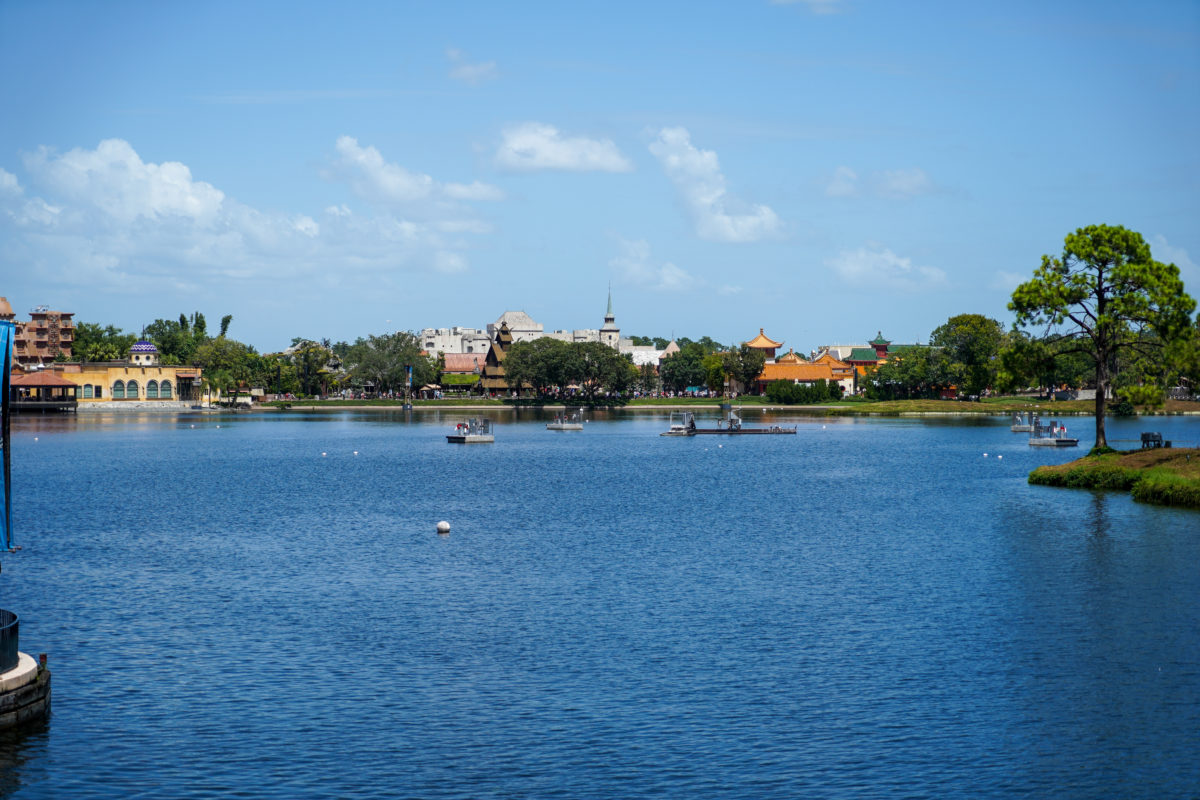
[{"x1": 1094, "y1": 354, "x2": 1108, "y2": 449}]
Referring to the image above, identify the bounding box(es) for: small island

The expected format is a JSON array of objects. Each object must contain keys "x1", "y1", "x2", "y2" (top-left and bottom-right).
[{"x1": 1029, "y1": 447, "x2": 1200, "y2": 510}]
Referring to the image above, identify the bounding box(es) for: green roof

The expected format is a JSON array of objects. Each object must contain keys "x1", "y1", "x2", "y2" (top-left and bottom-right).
[
  {"x1": 847, "y1": 347, "x2": 879, "y2": 362},
  {"x1": 869, "y1": 331, "x2": 890, "y2": 345}
]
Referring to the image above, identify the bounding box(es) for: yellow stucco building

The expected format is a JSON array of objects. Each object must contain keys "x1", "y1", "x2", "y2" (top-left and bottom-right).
[{"x1": 51, "y1": 340, "x2": 202, "y2": 402}]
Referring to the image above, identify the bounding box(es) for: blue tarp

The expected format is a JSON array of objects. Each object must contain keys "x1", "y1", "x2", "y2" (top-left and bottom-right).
[{"x1": 1, "y1": 319, "x2": 11, "y2": 549}]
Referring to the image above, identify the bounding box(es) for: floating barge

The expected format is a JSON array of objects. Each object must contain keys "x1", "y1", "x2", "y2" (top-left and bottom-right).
[
  {"x1": 1029, "y1": 419, "x2": 1078, "y2": 447},
  {"x1": 546, "y1": 410, "x2": 584, "y2": 431},
  {"x1": 661, "y1": 410, "x2": 796, "y2": 437},
  {"x1": 1011, "y1": 412, "x2": 1035, "y2": 432},
  {"x1": 447, "y1": 418, "x2": 494, "y2": 443}
]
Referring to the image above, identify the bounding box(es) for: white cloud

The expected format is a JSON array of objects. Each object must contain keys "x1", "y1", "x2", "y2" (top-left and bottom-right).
[
  {"x1": 875, "y1": 168, "x2": 933, "y2": 199},
  {"x1": 609, "y1": 237, "x2": 693, "y2": 291},
  {"x1": 331, "y1": 136, "x2": 503, "y2": 206},
  {"x1": 649, "y1": 127, "x2": 780, "y2": 243},
  {"x1": 0, "y1": 139, "x2": 496, "y2": 292},
  {"x1": 0, "y1": 167, "x2": 20, "y2": 195},
  {"x1": 826, "y1": 165, "x2": 858, "y2": 197},
  {"x1": 443, "y1": 181, "x2": 505, "y2": 201},
  {"x1": 825, "y1": 165, "x2": 936, "y2": 199},
  {"x1": 989, "y1": 270, "x2": 1026, "y2": 291},
  {"x1": 446, "y1": 48, "x2": 498, "y2": 85},
  {"x1": 294, "y1": 215, "x2": 319, "y2": 237},
  {"x1": 1152, "y1": 234, "x2": 1198, "y2": 280},
  {"x1": 495, "y1": 122, "x2": 632, "y2": 172},
  {"x1": 24, "y1": 138, "x2": 225, "y2": 224},
  {"x1": 434, "y1": 251, "x2": 468, "y2": 274},
  {"x1": 828, "y1": 246, "x2": 946, "y2": 290}
]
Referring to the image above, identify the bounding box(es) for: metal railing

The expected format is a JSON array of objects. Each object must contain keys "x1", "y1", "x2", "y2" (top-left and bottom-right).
[{"x1": 0, "y1": 609, "x2": 17, "y2": 672}]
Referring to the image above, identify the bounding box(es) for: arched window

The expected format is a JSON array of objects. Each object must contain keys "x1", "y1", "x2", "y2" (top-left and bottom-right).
[
  {"x1": 147, "y1": 380, "x2": 159, "y2": 399},
  {"x1": 126, "y1": 380, "x2": 139, "y2": 399},
  {"x1": 160, "y1": 380, "x2": 173, "y2": 398},
  {"x1": 112, "y1": 380, "x2": 125, "y2": 399},
  {"x1": 83, "y1": 384, "x2": 93, "y2": 399}
]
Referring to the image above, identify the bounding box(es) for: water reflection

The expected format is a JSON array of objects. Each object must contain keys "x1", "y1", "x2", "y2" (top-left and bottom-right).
[
  {"x1": 3, "y1": 411, "x2": 1197, "y2": 798},
  {"x1": 0, "y1": 718, "x2": 49, "y2": 796}
]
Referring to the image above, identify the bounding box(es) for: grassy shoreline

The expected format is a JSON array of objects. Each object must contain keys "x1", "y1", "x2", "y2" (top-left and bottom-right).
[
  {"x1": 1029, "y1": 448, "x2": 1200, "y2": 510},
  {"x1": 260, "y1": 397, "x2": 1200, "y2": 416}
]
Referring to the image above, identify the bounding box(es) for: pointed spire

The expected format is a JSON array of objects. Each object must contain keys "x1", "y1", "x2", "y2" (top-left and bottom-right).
[{"x1": 602, "y1": 283, "x2": 617, "y2": 331}]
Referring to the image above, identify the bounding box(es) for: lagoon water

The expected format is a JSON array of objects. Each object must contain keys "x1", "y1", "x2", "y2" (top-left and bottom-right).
[{"x1": 1, "y1": 409, "x2": 1198, "y2": 798}]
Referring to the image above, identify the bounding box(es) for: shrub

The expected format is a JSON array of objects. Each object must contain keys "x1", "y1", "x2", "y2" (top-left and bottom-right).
[
  {"x1": 1112, "y1": 398, "x2": 1136, "y2": 416},
  {"x1": 1121, "y1": 384, "x2": 1165, "y2": 408},
  {"x1": 1131, "y1": 472, "x2": 1200, "y2": 509}
]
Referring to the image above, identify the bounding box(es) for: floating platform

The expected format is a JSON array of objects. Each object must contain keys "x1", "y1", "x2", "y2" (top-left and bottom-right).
[
  {"x1": 1011, "y1": 412, "x2": 1035, "y2": 432},
  {"x1": 661, "y1": 410, "x2": 796, "y2": 436},
  {"x1": 1028, "y1": 419, "x2": 1078, "y2": 447},
  {"x1": 546, "y1": 411, "x2": 584, "y2": 431},
  {"x1": 447, "y1": 418, "x2": 494, "y2": 443},
  {"x1": 693, "y1": 426, "x2": 796, "y2": 435},
  {"x1": 1029, "y1": 437, "x2": 1079, "y2": 447}
]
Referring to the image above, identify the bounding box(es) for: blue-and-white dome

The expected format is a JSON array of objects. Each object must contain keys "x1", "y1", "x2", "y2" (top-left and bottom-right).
[{"x1": 131, "y1": 340, "x2": 159, "y2": 353}]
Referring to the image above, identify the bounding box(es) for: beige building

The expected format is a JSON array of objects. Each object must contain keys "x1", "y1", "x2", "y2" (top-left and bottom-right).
[{"x1": 0, "y1": 297, "x2": 75, "y2": 366}]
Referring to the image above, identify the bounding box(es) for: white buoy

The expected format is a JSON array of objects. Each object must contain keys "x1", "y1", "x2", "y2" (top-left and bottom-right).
[
  {"x1": 33, "y1": 437, "x2": 38, "y2": 441},
  {"x1": 997, "y1": 455, "x2": 1003, "y2": 459},
  {"x1": 436, "y1": 521, "x2": 450, "y2": 534},
  {"x1": 322, "y1": 452, "x2": 327, "y2": 457},
  {"x1": 983, "y1": 453, "x2": 989, "y2": 457},
  {"x1": 353, "y1": 451, "x2": 358, "y2": 455}
]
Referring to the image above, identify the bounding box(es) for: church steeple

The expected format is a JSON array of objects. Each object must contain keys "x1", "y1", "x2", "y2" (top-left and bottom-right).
[{"x1": 600, "y1": 285, "x2": 619, "y2": 348}]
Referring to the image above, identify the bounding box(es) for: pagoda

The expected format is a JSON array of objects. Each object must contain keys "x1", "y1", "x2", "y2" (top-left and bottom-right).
[
  {"x1": 478, "y1": 322, "x2": 514, "y2": 393},
  {"x1": 744, "y1": 329, "x2": 783, "y2": 361},
  {"x1": 869, "y1": 331, "x2": 891, "y2": 359},
  {"x1": 775, "y1": 349, "x2": 806, "y2": 365}
]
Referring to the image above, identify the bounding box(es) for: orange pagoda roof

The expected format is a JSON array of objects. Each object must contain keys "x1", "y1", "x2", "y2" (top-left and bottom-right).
[
  {"x1": 744, "y1": 328, "x2": 783, "y2": 349},
  {"x1": 756, "y1": 363, "x2": 836, "y2": 383}
]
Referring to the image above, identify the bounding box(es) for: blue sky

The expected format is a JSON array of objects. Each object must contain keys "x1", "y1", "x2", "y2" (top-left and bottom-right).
[{"x1": 1, "y1": 0, "x2": 1197, "y2": 353}]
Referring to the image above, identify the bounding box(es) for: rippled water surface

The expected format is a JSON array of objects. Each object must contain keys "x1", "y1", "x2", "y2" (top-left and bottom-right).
[{"x1": 2, "y1": 409, "x2": 1198, "y2": 798}]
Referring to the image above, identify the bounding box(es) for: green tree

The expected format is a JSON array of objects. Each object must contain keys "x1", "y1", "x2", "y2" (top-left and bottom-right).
[
  {"x1": 722, "y1": 344, "x2": 766, "y2": 395},
  {"x1": 504, "y1": 338, "x2": 570, "y2": 395},
  {"x1": 1165, "y1": 314, "x2": 1200, "y2": 393},
  {"x1": 636, "y1": 362, "x2": 659, "y2": 394},
  {"x1": 345, "y1": 332, "x2": 432, "y2": 396},
  {"x1": 702, "y1": 353, "x2": 725, "y2": 394},
  {"x1": 864, "y1": 347, "x2": 953, "y2": 399},
  {"x1": 193, "y1": 335, "x2": 258, "y2": 404},
  {"x1": 72, "y1": 322, "x2": 135, "y2": 362},
  {"x1": 659, "y1": 344, "x2": 706, "y2": 392},
  {"x1": 1010, "y1": 224, "x2": 1195, "y2": 447},
  {"x1": 572, "y1": 341, "x2": 634, "y2": 401},
  {"x1": 677, "y1": 336, "x2": 725, "y2": 355},
  {"x1": 144, "y1": 316, "x2": 203, "y2": 365},
  {"x1": 930, "y1": 313, "x2": 1005, "y2": 396}
]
